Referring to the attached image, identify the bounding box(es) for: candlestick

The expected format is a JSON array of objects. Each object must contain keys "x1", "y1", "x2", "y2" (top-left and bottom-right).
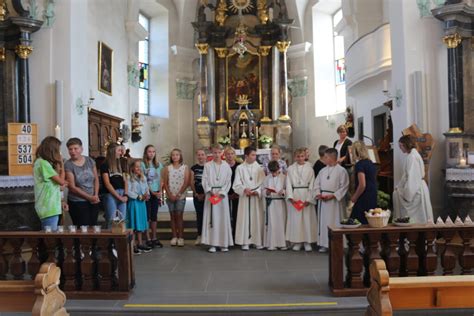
[
  {"x1": 89, "y1": 89, "x2": 94, "y2": 100},
  {"x1": 256, "y1": 127, "x2": 259, "y2": 148},
  {"x1": 228, "y1": 126, "x2": 231, "y2": 138},
  {"x1": 460, "y1": 157, "x2": 467, "y2": 166},
  {"x1": 383, "y1": 80, "x2": 388, "y2": 92},
  {"x1": 55, "y1": 125, "x2": 61, "y2": 140}
]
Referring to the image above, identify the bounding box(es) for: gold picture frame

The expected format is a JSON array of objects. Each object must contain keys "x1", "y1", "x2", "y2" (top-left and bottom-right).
[
  {"x1": 98, "y1": 41, "x2": 113, "y2": 96},
  {"x1": 348, "y1": 145, "x2": 381, "y2": 164}
]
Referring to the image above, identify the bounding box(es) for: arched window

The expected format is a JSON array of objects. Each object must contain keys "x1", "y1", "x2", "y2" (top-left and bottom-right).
[{"x1": 138, "y1": 13, "x2": 150, "y2": 114}]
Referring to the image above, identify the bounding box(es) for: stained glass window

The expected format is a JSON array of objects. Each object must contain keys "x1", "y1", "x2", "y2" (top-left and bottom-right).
[{"x1": 138, "y1": 13, "x2": 150, "y2": 114}]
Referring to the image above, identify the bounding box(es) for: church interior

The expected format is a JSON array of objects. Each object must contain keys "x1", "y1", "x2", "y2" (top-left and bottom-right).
[{"x1": 0, "y1": 0, "x2": 473, "y2": 315}]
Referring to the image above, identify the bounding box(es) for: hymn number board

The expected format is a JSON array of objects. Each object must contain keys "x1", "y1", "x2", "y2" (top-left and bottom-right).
[{"x1": 8, "y1": 123, "x2": 38, "y2": 176}]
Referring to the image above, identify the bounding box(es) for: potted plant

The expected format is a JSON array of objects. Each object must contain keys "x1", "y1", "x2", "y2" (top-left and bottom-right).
[
  {"x1": 217, "y1": 136, "x2": 231, "y2": 147},
  {"x1": 258, "y1": 135, "x2": 273, "y2": 149}
]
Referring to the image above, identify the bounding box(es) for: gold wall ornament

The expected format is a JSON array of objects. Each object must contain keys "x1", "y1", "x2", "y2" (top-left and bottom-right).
[
  {"x1": 216, "y1": 118, "x2": 228, "y2": 124},
  {"x1": 0, "y1": 47, "x2": 5, "y2": 62},
  {"x1": 448, "y1": 127, "x2": 463, "y2": 133},
  {"x1": 278, "y1": 114, "x2": 291, "y2": 122},
  {"x1": 195, "y1": 43, "x2": 209, "y2": 55},
  {"x1": 257, "y1": 0, "x2": 269, "y2": 24},
  {"x1": 15, "y1": 45, "x2": 33, "y2": 59},
  {"x1": 215, "y1": 0, "x2": 228, "y2": 27},
  {"x1": 258, "y1": 45, "x2": 272, "y2": 56},
  {"x1": 276, "y1": 41, "x2": 291, "y2": 53},
  {"x1": 443, "y1": 33, "x2": 462, "y2": 49},
  {"x1": 0, "y1": 0, "x2": 7, "y2": 21},
  {"x1": 236, "y1": 94, "x2": 251, "y2": 106},
  {"x1": 260, "y1": 116, "x2": 272, "y2": 123},
  {"x1": 214, "y1": 47, "x2": 228, "y2": 58}
]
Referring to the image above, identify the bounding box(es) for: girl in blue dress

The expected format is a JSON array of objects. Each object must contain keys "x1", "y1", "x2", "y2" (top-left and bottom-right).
[
  {"x1": 127, "y1": 160, "x2": 152, "y2": 254},
  {"x1": 349, "y1": 141, "x2": 377, "y2": 224}
]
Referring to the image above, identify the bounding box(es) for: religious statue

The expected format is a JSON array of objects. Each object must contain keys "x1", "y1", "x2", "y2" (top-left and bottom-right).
[
  {"x1": 132, "y1": 112, "x2": 143, "y2": 133},
  {"x1": 215, "y1": 0, "x2": 227, "y2": 26},
  {"x1": 43, "y1": 0, "x2": 56, "y2": 27}
]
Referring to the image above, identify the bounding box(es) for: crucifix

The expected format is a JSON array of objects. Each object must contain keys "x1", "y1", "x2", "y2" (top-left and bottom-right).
[{"x1": 240, "y1": 121, "x2": 248, "y2": 138}]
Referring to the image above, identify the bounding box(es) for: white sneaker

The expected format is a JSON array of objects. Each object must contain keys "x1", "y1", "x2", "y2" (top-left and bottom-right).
[
  {"x1": 195, "y1": 236, "x2": 201, "y2": 246},
  {"x1": 267, "y1": 247, "x2": 276, "y2": 251},
  {"x1": 318, "y1": 247, "x2": 328, "y2": 253},
  {"x1": 241, "y1": 244, "x2": 249, "y2": 251},
  {"x1": 292, "y1": 243, "x2": 302, "y2": 251},
  {"x1": 208, "y1": 247, "x2": 216, "y2": 253},
  {"x1": 304, "y1": 243, "x2": 312, "y2": 252},
  {"x1": 177, "y1": 238, "x2": 185, "y2": 247},
  {"x1": 280, "y1": 247, "x2": 288, "y2": 251},
  {"x1": 221, "y1": 247, "x2": 229, "y2": 252},
  {"x1": 170, "y1": 237, "x2": 178, "y2": 246},
  {"x1": 256, "y1": 245, "x2": 264, "y2": 250}
]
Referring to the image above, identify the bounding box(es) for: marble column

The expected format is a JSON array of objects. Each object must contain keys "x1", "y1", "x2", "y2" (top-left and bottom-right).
[
  {"x1": 259, "y1": 45, "x2": 272, "y2": 122},
  {"x1": 276, "y1": 40, "x2": 291, "y2": 122},
  {"x1": 443, "y1": 33, "x2": 464, "y2": 133},
  {"x1": 195, "y1": 43, "x2": 209, "y2": 122},
  {"x1": 271, "y1": 46, "x2": 280, "y2": 121},
  {"x1": 15, "y1": 32, "x2": 33, "y2": 123},
  {"x1": 214, "y1": 47, "x2": 229, "y2": 141}
]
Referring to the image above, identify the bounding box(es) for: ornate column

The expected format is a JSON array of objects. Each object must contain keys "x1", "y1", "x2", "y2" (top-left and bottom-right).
[
  {"x1": 276, "y1": 40, "x2": 291, "y2": 122},
  {"x1": 271, "y1": 46, "x2": 280, "y2": 121},
  {"x1": 195, "y1": 43, "x2": 209, "y2": 122},
  {"x1": 443, "y1": 33, "x2": 463, "y2": 133},
  {"x1": 15, "y1": 32, "x2": 33, "y2": 123},
  {"x1": 258, "y1": 45, "x2": 272, "y2": 122},
  {"x1": 214, "y1": 47, "x2": 227, "y2": 123}
]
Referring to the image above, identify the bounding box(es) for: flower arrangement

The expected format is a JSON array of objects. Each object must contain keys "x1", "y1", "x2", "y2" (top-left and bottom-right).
[
  {"x1": 258, "y1": 135, "x2": 273, "y2": 144},
  {"x1": 217, "y1": 136, "x2": 231, "y2": 146}
]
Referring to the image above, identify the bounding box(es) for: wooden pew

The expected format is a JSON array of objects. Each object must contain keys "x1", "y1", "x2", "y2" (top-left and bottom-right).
[
  {"x1": 0, "y1": 262, "x2": 68, "y2": 315},
  {"x1": 366, "y1": 259, "x2": 474, "y2": 316}
]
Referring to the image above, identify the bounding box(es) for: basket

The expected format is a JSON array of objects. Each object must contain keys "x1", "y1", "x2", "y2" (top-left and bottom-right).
[
  {"x1": 111, "y1": 210, "x2": 126, "y2": 233},
  {"x1": 365, "y1": 211, "x2": 391, "y2": 228}
]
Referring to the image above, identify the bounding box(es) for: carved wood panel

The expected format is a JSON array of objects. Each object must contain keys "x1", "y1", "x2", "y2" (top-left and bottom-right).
[{"x1": 88, "y1": 109, "x2": 123, "y2": 158}]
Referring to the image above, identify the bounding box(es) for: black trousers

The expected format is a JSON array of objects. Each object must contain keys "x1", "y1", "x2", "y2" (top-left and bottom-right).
[
  {"x1": 193, "y1": 197, "x2": 205, "y2": 236},
  {"x1": 68, "y1": 200, "x2": 99, "y2": 226},
  {"x1": 229, "y1": 198, "x2": 239, "y2": 240}
]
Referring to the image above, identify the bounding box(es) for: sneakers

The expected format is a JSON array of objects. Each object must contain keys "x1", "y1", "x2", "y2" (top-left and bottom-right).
[
  {"x1": 292, "y1": 243, "x2": 302, "y2": 251},
  {"x1": 304, "y1": 243, "x2": 313, "y2": 252},
  {"x1": 241, "y1": 244, "x2": 249, "y2": 251},
  {"x1": 221, "y1": 247, "x2": 229, "y2": 252},
  {"x1": 146, "y1": 240, "x2": 156, "y2": 249},
  {"x1": 195, "y1": 236, "x2": 201, "y2": 246},
  {"x1": 280, "y1": 247, "x2": 288, "y2": 251},
  {"x1": 256, "y1": 245, "x2": 265, "y2": 250},
  {"x1": 177, "y1": 238, "x2": 185, "y2": 247},
  {"x1": 267, "y1": 247, "x2": 276, "y2": 251},
  {"x1": 153, "y1": 239, "x2": 163, "y2": 248},
  {"x1": 170, "y1": 237, "x2": 178, "y2": 246},
  {"x1": 137, "y1": 245, "x2": 152, "y2": 253},
  {"x1": 318, "y1": 247, "x2": 328, "y2": 253},
  {"x1": 133, "y1": 247, "x2": 142, "y2": 255},
  {"x1": 208, "y1": 247, "x2": 217, "y2": 253}
]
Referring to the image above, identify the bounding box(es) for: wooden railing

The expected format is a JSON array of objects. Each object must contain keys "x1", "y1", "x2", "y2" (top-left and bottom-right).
[
  {"x1": 328, "y1": 225, "x2": 474, "y2": 297},
  {"x1": 0, "y1": 230, "x2": 135, "y2": 299}
]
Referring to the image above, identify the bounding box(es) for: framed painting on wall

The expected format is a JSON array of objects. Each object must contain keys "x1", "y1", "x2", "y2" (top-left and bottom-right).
[
  {"x1": 98, "y1": 41, "x2": 113, "y2": 96},
  {"x1": 226, "y1": 52, "x2": 261, "y2": 111}
]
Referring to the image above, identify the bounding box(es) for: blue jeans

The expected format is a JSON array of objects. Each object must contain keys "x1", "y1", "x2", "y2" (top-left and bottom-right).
[
  {"x1": 104, "y1": 189, "x2": 127, "y2": 228},
  {"x1": 41, "y1": 215, "x2": 60, "y2": 231}
]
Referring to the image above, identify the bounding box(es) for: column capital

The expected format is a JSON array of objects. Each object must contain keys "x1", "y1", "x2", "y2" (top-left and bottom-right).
[
  {"x1": 15, "y1": 44, "x2": 33, "y2": 59},
  {"x1": 214, "y1": 47, "x2": 228, "y2": 58},
  {"x1": 278, "y1": 114, "x2": 291, "y2": 122},
  {"x1": 443, "y1": 33, "x2": 462, "y2": 49},
  {"x1": 195, "y1": 43, "x2": 209, "y2": 55},
  {"x1": 258, "y1": 45, "x2": 272, "y2": 56},
  {"x1": 276, "y1": 41, "x2": 291, "y2": 53}
]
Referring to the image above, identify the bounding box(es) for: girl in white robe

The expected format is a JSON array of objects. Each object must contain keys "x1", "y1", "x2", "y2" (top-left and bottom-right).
[
  {"x1": 313, "y1": 149, "x2": 349, "y2": 251},
  {"x1": 233, "y1": 147, "x2": 266, "y2": 250},
  {"x1": 201, "y1": 145, "x2": 234, "y2": 252},
  {"x1": 262, "y1": 161, "x2": 287, "y2": 250},
  {"x1": 286, "y1": 148, "x2": 317, "y2": 252},
  {"x1": 393, "y1": 136, "x2": 433, "y2": 223}
]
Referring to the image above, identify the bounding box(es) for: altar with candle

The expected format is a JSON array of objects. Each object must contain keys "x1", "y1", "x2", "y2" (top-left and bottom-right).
[{"x1": 192, "y1": 0, "x2": 294, "y2": 152}]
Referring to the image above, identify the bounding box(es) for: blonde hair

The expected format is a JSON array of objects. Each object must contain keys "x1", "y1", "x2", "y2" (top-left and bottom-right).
[
  {"x1": 170, "y1": 148, "x2": 183, "y2": 165},
  {"x1": 128, "y1": 159, "x2": 144, "y2": 181},
  {"x1": 352, "y1": 141, "x2": 369, "y2": 161},
  {"x1": 224, "y1": 146, "x2": 235, "y2": 154},
  {"x1": 337, "y1": 125, "x2": 347, "y2": 134},
  {"x1": 105, "y1": 143, "x2": 122, "y2": 174},
  {"x1": 294, "y1": 148, "x2": 306, "y2": 156},
  {"x1": 211, "y1": 144, "x2": 223, "y2": 151}
]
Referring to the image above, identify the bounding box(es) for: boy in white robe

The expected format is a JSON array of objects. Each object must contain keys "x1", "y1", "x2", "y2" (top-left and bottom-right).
[
  {"x1": 286, "y1": 148, "x2": 317, "y2": 252},
  {"x1": 393, "y1": 135, "x2": 433, "y2": 223},
  {"x1": 201, "y1": 144, "x2": 234, "y2": 253},
  {"x1": 313, "y1": 148, "x2": 349, "y2": 252},
  {"x1": 263, "y1": 161, "x2": 287, "y2": 250},
  {"x1": 233, "y1": 146, "x2": 266, "y2": 250}
]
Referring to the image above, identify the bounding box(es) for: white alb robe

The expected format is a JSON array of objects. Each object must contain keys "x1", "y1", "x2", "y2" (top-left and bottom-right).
[
  {"x1": 201, "y1": 161, "x2": 234, "y2": 248},
  {"x1": 233, "y1": 161, "x2": 265, "y2": 246},
  {"x1": 262, "y1": 173, "x2": 287, "y2": 249},
  {"x1": 313, "y1": 164, "x2": 349, "y2": 248},
  {"x1": 393, "y1": 148, "x2": 433, "y2": 223},
  {"x1": 285, "y1": 162, "x2": 317, "y2": 243}
]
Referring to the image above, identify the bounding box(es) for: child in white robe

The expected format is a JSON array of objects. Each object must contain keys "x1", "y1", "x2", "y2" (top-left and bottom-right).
[
  {"x1": 263, "y1": 161, "x2": 287, "y2": 250},
  {"x1": 286, "y1": 148, "x2": 317, "y2": 252},
  {"x1": 201, "y1": 144, "x2": 234, "y2": 253},
  {"x1": 313, "y1": 148, "x2": 349, "y2": 252},
  {"x1": 233, "y1": 146, "x2": 266, "y2": 250}
]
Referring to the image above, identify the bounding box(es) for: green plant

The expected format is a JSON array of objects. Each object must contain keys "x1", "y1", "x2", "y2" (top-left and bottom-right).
[
  {"x1": 377, "y1": 190, "x2": 391, "y2": 209},
  {"x1": 217, "y1": 136, "x2": 231, "y2": 145},
  {"x1": 258, "y1": 135, "x2": 273, "y2": 144}
]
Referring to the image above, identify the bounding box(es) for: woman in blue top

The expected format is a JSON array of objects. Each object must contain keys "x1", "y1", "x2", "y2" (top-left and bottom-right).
[
  {"x1": 141, "y1": 145, "x2": 164, "y2": 248},
  {"x1": 350, "y1": 141, "x2": 377, "y2": 224}
]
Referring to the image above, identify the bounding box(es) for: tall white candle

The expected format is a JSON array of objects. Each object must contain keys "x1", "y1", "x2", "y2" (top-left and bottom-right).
[
  {"x1": 383, "y1": 80, "x2": 388, "y2": 92},
  {"x1": 55, "y1": 125, "x2": 61, "y2": 140},
  {"x1": 55, "y1": 80, "x2": 63, "y2": 127}
]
